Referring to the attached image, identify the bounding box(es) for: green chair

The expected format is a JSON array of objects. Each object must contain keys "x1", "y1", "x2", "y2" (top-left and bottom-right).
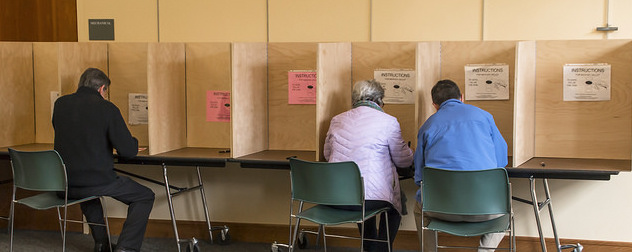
[
  {"x1": 286, "y1": 158, "x2": 391, "y2": 252},
  {"x1": 8, "y1": 148, "x2": 112, "y2": 252},
  {"x1": 421, "y1": 167, "x2": 515, "y2": 251}
]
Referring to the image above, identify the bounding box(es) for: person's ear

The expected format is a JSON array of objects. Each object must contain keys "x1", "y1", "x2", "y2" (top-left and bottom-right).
[{"x1": 432, "y1": 103, "x2": 440, "y2": 111}]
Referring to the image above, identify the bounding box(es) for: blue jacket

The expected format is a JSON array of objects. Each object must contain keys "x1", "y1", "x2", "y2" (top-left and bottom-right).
[{"x1": 414, "y1": 99, "x2": 508, "y2": 202}]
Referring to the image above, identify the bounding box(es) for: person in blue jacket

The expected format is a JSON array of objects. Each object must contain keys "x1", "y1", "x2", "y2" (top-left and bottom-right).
[{"x1": 413, "y1": 79, "x2": 508, "y2": 252}]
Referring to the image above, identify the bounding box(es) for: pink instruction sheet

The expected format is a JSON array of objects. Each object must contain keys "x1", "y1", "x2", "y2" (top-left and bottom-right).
[
  {"x1": 206, "y1": 90, "x2": 231, "y2": 122},
  {"x1": 288, "y1": 71, "x2": 317, "y2": 104}
]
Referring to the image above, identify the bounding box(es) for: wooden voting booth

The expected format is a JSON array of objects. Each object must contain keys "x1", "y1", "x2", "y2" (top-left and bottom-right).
[
  {"x1": 513, "y1": 40, "x2": 632, "y2": 171},
  {"x1": 2, "y1": 39, "x2": 631, "y2": 170}
]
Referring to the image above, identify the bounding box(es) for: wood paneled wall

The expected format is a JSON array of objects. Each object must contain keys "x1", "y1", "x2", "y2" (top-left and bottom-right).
[{"x1": 0, "y1": 0, "x2": 77, "y2": 42}]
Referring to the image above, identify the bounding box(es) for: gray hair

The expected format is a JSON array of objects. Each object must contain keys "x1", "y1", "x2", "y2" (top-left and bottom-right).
[
  {"x1": 78, "y1": 68, "x2": 110, "y2": 91},
  {"x1": 352, "y1": 79, "x2": 385, "y2": 106}
]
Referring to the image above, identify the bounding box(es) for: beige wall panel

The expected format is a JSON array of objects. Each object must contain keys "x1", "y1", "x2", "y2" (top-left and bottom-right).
[
  {"x1": 33, "y1": 43, "x2": 60, "y2": 144},
  {"x1": 147, "y1": 43, "x2": 186, "y2": 155},
  {"x1": 0, "y1": 43, "x2": 34, "y2": 147},
  {"x1": 440, "y1": 41, "x2": 516, "y2": 156},
  {"x1": 608, "y1": 0, "x2": 632, "y2": 39},
  {"x1": 159, "y1": 0, "x2": 267, "y2": 42},
  {"x1": 513, "y1": 41, "x2": 537, "y2": 167},
  {"x1": 352, "y1": 42, "x2": 418, "y2": 147},
  {"x1": 185, "y1": 43, "x2": 232, "y2": 148},
  {"x1": 231, "y1": 43, "x2": 268, "y2": 158},
  {"x1": 372, "y1": 0, "x2": 483, "y2": 41},
  {"x1": 535, "y1": 40, "x2": 632, "y2": 160},
  {"x1": 76, "y1": 0, "x2": 158, "y2": 42},
  {"x1": 33, "y1": 43, "x2": 108, "y2": 144},
  {"x1": 316, "y1": 43, "x2": 352, "y2": 161},
  {"x1": 484, "y1": 0, "x2": 605, "y2": 40},
  {"x1": 416, "y1": 42, "x2": 441, "y2": 130},
  {"x1": 108, "y1": 43, "x2": 150, "y2": 146},
  {"x1": 268, "y1": 0, "x2": 369, "y2": 42},
  {"x1": 267, "y1": 43, "x2": 317, "y2": 151}
]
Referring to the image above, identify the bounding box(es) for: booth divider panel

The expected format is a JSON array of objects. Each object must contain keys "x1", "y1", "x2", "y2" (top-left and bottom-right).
[
  {"x1": 267, "y1": 43, "x2": 317, "y2": 151},
  {"x1": 185, "y1": 43, "x2": 232, "y2": 149},
  {"x1": 351, "y1": 42, "x2": 418, "y2": 148},
  {"x1": 416, "y1": 42, "x2": 441, "y2": 137},
  {"x1": 0, "y1": 42, "x2": 34, "y2": 147},
  {"x1": 535, "y1": 40, "x2": 632, "y2": 161},
  {"x1": 147, "y1": 43, "x2": 187, "y2": 155},
  {"x1": 108, "y1": 43, "x2": 150, "y2": 146},
  {"x1": 513, "y1": 41, "x2": 537, "y2": 167},
  {"x1": 440, "y1": 41, "x2": 516, "y2": 156},
  {"x1": 231, "y1": 43, "x2": 269, "y2": 158},
  {"x1": 316, "y1": 43, "x2": 352, "y2": 161},
  {"x1": 33, "y1": 43, "x2": 59, "y2": 144}
]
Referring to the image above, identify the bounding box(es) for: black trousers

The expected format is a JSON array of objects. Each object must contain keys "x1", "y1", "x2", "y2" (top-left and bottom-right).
[
  {"x1": 67, "y1": 176, "x2": 155, "y2": 252},
  {"x1": 331, "y1": 200, "x2": 401, "y2": 252}
]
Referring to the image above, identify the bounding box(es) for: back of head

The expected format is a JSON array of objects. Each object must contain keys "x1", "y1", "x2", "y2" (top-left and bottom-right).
[
  {"x1": 431, "y1": 79, "x2": 461, "y2": 106},
  {"x1": 77, "y1": 68, "x2": 110, "y2": 91},
  {"x1": 352, "y1": 79, "x2": 385, "y2": 106}
]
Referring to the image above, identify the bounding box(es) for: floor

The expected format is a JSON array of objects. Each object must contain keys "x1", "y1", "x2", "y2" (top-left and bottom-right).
[{"x1": 1, "y1": 229, "x2": 417, "y2": 252}]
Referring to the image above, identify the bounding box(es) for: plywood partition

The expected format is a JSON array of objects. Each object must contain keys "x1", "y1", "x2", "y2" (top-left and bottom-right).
[
  {"x1": 0, "y1": 42, "x2": 34, "y2": 147},
  {"x1": 351, "y1": 42, "x2": 418, "y2": 146},
  {"x1": 108, "y1": 43, "x2": 150, "y2": 146},
  {"x1": 33, "y1": 42, "x2": 108, "y2": 143},
  {"x1": 513, "y1": 41, "x2": 536, "y2": 167},
  {"x1": 231, "y1": 43, "x2": 268, "y2": 158},
  {"x1": 147, "y1": 43, "x2": 186, "y2": 155},
  {"x1": 439, "y1": 41, "x2": 516, "y2": 156},
  {"x1": 316, "y1": 43, "x2": 352, "y2": 161},
  {"x1": 415, "y1": 42, "x2": 441, "y2": 129},
  {"x1": 185, "y1": 43, "x2": 232, "y2": 149},
  {"x1": 267, "y1": 43, "x2": 318, "y2": 151},
  {"x1": 534, "y1": 40, "x2": 632, "y2": 162}
]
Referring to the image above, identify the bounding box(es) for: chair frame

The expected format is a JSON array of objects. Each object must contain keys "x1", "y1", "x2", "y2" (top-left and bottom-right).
[
  {"x1": 420, "y1": 167, "x2": 515, "y2": 252},
  {"x1": 8, "y1": 148, "x2": 112, "y2": 252},
  {"x1": 287, "y1": 158, "x2": 392, "y2": 252}
]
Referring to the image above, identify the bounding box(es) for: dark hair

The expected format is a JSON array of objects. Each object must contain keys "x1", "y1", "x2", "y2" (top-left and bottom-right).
[
  {"x1": 431, "y1": 79, "x2": 461, "y2": 105},
  {"x1": 77, "y1": 68, "x2": 110, "y2": 91}
]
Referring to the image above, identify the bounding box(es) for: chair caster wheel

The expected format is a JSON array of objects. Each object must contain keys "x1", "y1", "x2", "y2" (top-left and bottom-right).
[
  {"x1": 185, "y1": 237, "x2": 199, "y2": 252},
  {"x1": 216, "y1": 227, "x2": 230, "y2": 245}
]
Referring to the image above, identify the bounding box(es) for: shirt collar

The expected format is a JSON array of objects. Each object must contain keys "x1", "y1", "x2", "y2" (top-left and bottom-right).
[{"x1": 440, "y1": 98, "x2": 462, "y2": 108}]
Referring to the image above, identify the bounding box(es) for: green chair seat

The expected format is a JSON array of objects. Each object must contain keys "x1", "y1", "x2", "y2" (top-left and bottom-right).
[
  {"x1": 426, "y1": 214, "x2": 510, "y2": 237},
  {"x1": 296, "y1": 205, "x2": 390, "y2": 226},
  {"x1": 17, "y1": 192, "x2": 99, "y2": 211}
]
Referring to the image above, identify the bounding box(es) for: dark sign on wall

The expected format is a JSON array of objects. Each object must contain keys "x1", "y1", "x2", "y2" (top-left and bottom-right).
[{"x1": 88, "y1": 19, "x2": 114, "y2": 40}]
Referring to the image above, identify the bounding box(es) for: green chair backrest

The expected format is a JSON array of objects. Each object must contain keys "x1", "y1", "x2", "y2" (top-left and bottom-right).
[
  {"x1": 422, "y1": 167, "x2": 510, "y2": 216},
  {"x1": 9, "y1": 148, "x2": 67, "y2": 192},
  {"x1": 289, "y1": 158, "x2": 364, "y2": 206}
]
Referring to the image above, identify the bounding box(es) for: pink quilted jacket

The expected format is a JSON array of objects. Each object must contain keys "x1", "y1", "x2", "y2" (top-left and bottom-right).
[{"x1": 324, "y1": 106, "x2": 413, "y2": 214}]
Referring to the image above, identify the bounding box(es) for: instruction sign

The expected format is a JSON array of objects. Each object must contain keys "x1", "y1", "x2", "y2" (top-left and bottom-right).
[
  {"x1": 206, "y1": 91, "x2": 231, "y2": 122},
  {"x1": 563, "y1": 64, "x2": 611, "y2": 101},
  {"x1": 464, "y1": 64, "x2": 509, "y2": 100},
  {"x1": 128, "y1": 93, "x2": 148, "y2": 125},
  {"x1": 288, "y1": 71, "x2": 317, "y2": 104},
  {"x1": 374, "y1": 69, "x2": 415, "y2": 104}
]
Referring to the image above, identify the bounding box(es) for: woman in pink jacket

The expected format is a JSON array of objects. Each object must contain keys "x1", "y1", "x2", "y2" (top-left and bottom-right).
[{"x1": 324, "y1": 79, "x2": 414, "y2": 252}]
